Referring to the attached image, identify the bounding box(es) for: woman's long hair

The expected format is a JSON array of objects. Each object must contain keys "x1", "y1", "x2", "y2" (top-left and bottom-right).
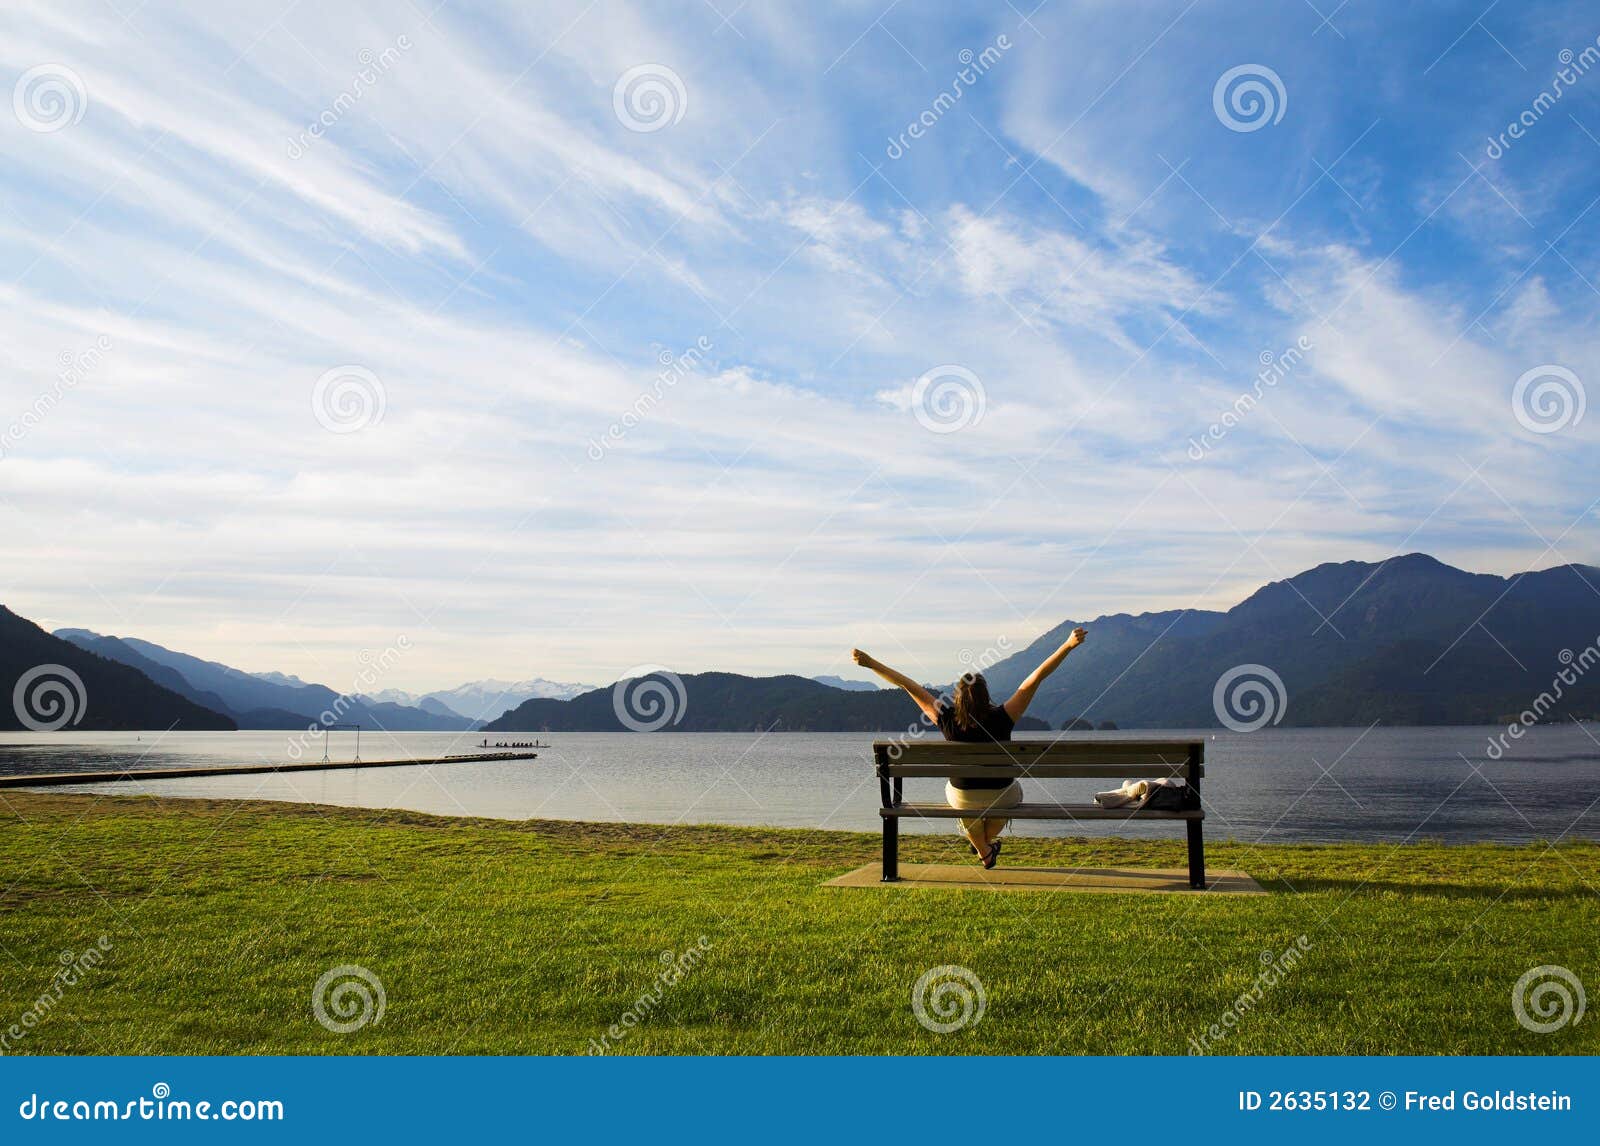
[{"x1": 952, "y1": 672, "x2": 992, "y2": 731}]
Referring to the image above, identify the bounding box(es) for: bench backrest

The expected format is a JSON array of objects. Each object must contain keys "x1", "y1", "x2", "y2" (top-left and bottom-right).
[{"x1": 872, "y1": 738, "x2": 1203, "y2": 780}]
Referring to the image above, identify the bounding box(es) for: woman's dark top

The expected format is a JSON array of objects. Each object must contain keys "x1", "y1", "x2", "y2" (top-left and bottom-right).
[{"x1": 936, "y1": 703, "x2": 1015, "y2": 790}]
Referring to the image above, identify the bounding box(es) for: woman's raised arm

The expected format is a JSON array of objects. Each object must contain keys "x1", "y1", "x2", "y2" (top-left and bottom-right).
[
  {"x1": 851, "y1": 649, "x2": 941, "y2": 722},
  {"x1": 1002, "y1": 627, "x2": 1087, "y2": 722}
]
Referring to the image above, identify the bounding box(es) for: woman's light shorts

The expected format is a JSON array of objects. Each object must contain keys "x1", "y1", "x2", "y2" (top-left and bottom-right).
[{"x1": 944, "y1": 779, "x2": 1023, "y2": 837}]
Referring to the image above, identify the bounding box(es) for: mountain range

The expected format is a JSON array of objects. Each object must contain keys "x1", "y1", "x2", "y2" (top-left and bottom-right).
[
  {"x1": 487, "y1": 554, "x2": 1600, "y2": 730},
  {"x1": 362, "y1": 679, "x2": 598, "y2": 721},
  {"x1": 46, "y1": 629, "x2": 594, "y2": 733},
  {"x1": 811, "y1": 675, "x2": 881, "y2": 692},
  {"x1": 1, "y1": 608, "x2": 234, "y2": 732},
  {"x1": 52, "y1": 629, "x2": 472, "y2": 731},
  {"x1": 979, "y1": 553, "x2": 1600, "y2": 728},
  {"x1": 6, "y1": 554, "x2": 1598, "y2": 733},
  {"x1": 482, "y1": 672, "x2": 1051, "y2": 733}
]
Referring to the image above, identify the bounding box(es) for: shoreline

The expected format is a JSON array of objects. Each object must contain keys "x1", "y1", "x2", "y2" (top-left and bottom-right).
[
  {"x1": 5, "y1": 723, "x2": 1599, "y2": 846},
  {"x1": 0, "y1": 750, "x2": 538, "y2": 789},
  {"x1": 4, "y1": 789, "x2": 1595, "y2": 851}
]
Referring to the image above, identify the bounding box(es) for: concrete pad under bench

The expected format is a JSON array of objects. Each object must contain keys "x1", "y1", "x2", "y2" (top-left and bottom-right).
[{"x1": 825, "y1": 862, "x2": 1266, "y2": 895}]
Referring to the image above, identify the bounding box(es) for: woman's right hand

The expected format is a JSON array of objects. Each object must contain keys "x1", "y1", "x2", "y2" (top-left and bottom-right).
[{"x1": 1064, "y1": 627, "x2": 1088, "y2": 650}]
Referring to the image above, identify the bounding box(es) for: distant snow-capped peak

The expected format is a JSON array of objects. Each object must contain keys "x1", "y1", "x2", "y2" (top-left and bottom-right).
[
  {"x1": 427, "y1": 678, "x2": 597, "y2": 721},
  {"x1": 253, "y1": 675, "x2": 594, "y2": 721}
]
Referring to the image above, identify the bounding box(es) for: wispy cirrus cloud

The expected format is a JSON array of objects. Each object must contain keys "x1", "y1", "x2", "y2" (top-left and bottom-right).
[{"x1": 0, "y1": 0, "x2": 1596, "y2": 689}]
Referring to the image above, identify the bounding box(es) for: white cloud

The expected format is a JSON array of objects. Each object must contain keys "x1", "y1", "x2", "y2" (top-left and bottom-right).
[{"x1": 2, "y1": 1, "x2": 1596, "y2": 690}]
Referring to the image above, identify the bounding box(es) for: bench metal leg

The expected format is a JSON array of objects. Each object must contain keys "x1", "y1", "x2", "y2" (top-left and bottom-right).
[
  {"x1": 882, "y1": 817, "x2": 900, "y2": 882},
  {"x1": 1187, "y1": 819, "x2": 1205, "y2": 889}
]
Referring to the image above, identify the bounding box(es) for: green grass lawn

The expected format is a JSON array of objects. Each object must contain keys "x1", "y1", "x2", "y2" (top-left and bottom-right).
[{"x1": 1, "y1": 791, "x2": 1596, "y2": 1055}]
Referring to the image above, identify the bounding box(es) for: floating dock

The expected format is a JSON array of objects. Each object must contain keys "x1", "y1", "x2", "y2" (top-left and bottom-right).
[{"x1": 0, "y1": 751, "x2": 538, "y2": 789}]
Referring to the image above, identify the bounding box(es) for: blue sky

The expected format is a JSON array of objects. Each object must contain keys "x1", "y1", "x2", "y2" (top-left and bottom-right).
[{"x1": 1, "y1": 0, "x2": 1597, "y2": 691}]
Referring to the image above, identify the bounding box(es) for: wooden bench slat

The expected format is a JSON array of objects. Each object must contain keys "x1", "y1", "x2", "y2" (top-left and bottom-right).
[
  {"x1": 877, "y1": 739, "x2": 1202, "y2": 756},
  {"x1": 877, "y1": 744, "x2": 1202, "y2": 768},
  {"x1": 889, "y1": 752, "x2": 1203, "y2": 761},
  {"x1": 881, "y1": 762, "x2": 1203, "y2": 778},
  {"x1": 882, "y1": 802, "x2": 1203, "y2": 821}
]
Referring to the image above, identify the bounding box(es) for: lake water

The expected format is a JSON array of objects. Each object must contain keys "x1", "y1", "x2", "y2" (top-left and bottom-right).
[{"x1": 2, "y1": 725, "x2": 1598, "y2": 843}]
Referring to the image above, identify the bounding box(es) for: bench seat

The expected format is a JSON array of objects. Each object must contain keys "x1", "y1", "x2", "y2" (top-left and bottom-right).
[{"x1": 883, "y1": 802, "x2": 1203, "y2": 821}]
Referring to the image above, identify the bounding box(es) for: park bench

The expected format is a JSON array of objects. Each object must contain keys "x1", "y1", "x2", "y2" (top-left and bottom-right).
[{"x1": 873, "y1": 738, "x2": 1207, "y2": 888}]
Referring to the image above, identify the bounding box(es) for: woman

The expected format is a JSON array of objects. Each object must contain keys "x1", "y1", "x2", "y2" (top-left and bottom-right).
[{"x1": 851, "y1": 627, "x2": 1088, "y2": 868}]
